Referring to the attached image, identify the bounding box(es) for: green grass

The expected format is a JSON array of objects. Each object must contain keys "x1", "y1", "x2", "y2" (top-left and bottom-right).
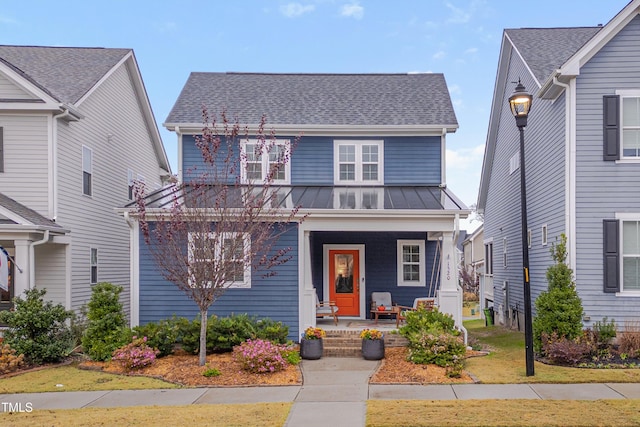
[
  {"x1": 0, "y1": 365, "x2": 179, "y2": 394},
  {"x1": 464, "y1": 319, "x2": 640, "y2": 383}
]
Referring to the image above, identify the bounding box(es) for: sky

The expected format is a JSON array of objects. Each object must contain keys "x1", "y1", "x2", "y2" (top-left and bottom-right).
[{"x1": 1, "y1": 0, "x2": 631, "y2": 231}]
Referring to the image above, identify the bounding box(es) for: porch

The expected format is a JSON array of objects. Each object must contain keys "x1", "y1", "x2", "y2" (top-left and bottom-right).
[{"x1": 315, "y1": 317, "x2": 409, "y2": 357}]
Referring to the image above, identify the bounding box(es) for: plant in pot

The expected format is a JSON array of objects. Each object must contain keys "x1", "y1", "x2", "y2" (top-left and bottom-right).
[
  {"x1": 360, "y1": 328, "x2": 385, "y2": 360},
  {"x1": 300, "y1": 326, "x2": 325, "y2": 360}
]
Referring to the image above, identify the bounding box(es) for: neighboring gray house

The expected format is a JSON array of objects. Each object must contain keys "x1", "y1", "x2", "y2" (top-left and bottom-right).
[
  {"x1": 0, "y1": 46, "x2": 170, "y2": 317},
  {"x1": 478, "y1": 0, "x2": 640, "y2": 328}
]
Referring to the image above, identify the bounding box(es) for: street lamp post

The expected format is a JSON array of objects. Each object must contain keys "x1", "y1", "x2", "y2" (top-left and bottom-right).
[{"x1": 508, "y1": 79, "x2": 535, "y2": 377}]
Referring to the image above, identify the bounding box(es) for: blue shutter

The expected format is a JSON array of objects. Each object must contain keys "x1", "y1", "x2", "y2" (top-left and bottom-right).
[
  {"x1": 603, "y1": 219, "x2": 619, "y2": 293},
  {"x1": 603, "y1": 95, "x2": 620, "y2": 161}
]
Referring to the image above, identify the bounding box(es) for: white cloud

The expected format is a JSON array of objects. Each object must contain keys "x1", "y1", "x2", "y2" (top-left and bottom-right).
[
  {"x1": 445, "y1": 2, "x2": 471, "y2": 24},
  {"x1": 341, "y1": 3, "x2": 364, "y2": 20},
  {"x1": 448, "y1": 84, "x2": 462, "y2": 95},
  {"x1": 432, "y1": 50, "x2": 445, "y2": 60},
  {"x1": 446, "y1": 144, "x2": 485, "y2": 172},
  {"x1": 280, "y1": 3, "x2": 315, "y2": 18},
  {"x1": 464, "y1": 47, "x2": 478, "y2": 55}
]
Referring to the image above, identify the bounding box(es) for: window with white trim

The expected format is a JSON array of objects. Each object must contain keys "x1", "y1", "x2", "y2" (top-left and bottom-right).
[
  {"x1": 90, "y1": 248, "x2": 98, "y2": 284},
  {"x1": 622, "y1": 96, "x2": 640, "y2": 158},
  {"x1": 240, "y1": 139, "x2": 290, "y2": 184},
  {"x1": 485, "y1": 241, "x2": 494, "y2": 275},
  {"x1": 541, "y1": 225, "x2": 548, "y2": 246},
  {"x1": 188, "y1": 232, "x2": 251, "y2": 288},
  {"x1": 127, "y1": 169, "x2": 134, "y2": 200},
  {"x1": 397, "y1": 240, "x2": 425, "y2": 286},
  {"x1": 334, "y1": 140, "x2": 383, "y2": 185},
  {"x1": 82, "y1": 146, "x2": 93, "y2": 196},
  {"x1": 333, "y1": 188, "x2": 383, "y2": 209},
  {"x1": 527, "y1": 229, "x2": 532, "y2": 248},
  {"x1": 622, "y1": 220, "x2": 640, "y2": 291}
]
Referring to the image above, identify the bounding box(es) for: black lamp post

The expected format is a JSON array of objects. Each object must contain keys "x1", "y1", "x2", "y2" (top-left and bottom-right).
[{"x1": 508, "y1": 79, "x2": 535, "y2": 377}]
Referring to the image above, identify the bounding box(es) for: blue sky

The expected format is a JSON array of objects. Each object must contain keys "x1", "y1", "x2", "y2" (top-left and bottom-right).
[{"x1": 1, "y1": 0, "x2": 631, "y2": 230}]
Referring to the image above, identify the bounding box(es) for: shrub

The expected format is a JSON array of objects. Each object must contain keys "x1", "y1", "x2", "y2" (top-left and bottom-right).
[
  {"x1": 174, "y1": 316, "x2": 201, "y2": 354},
  {"x1": 82, "y1": 283, "x2": 130, "y2": 361},
  {"x1": 619, "y1": 321, "x2": 640, "y2": 358},
  {"x1": 280, "y1": 344, "x2": 301, "y2": 366},
  {"x1": 541, "y1": 332, "x2": 589, "y2": 365},
  {"x1": 112, "y1": 336, "x2": 159, "y2": 371},
  {"x1": 202, "y1": 366, "x2": 221, "y2": 377},
  {"x1": 592, "y1": 317, "x2": 617, "y2": 349},
  {"x1": 233, "y1": 339, "x2": 289, "y2": 373},
  {"x1": 255, "y1": 318, "x2": 289, "y2": 344},
  {"x1": 0, "y1": 344, "x2": 25, "y2": 374},
  {"x1": 133, "y1": 317, "x2": 181, "y2": 357},
  {"x1": 533, "y1": 234, "x2": 584, "y2": 355},
  {"x1": 0, "y1": 288, "x2": 75, "y2": 365},
  {"x1": 399, "y1": 307, "x2": 465, "y2": 377}
]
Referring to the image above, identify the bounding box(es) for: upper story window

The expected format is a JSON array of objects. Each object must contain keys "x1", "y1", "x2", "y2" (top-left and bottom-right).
[
  {"x1": 334, "y1": 140, "x2": 384, "y2": 185},
  {"x1": 541, "y1": 224, "x2": 548, "y2": 246},
  {"x1": 82, "y1": 146, "x2": 93, "y2": 196},
  {"x1": 241, "y1": 139, "x2": 290, "y2": 184},
  {"x1": 397, "y1": 240, "x2": 425, "y2": 286},
  {"x1": 622, "y1": 96, "x2": 640, "y2": 158},
  {"x1": 188, "y1": 232, "x2": 251, "y2": 289},
  {"x1": 333, "y1": 188, "x2": 383, "y2": 209}
]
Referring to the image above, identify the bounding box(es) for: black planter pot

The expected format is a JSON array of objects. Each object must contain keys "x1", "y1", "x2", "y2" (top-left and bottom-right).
[
  {"x1": 361, "y1": 339, "x2": 385, "y2": 360},
  {"x1": 300, "y1": 338, "x2": 323, "y2": 360}
]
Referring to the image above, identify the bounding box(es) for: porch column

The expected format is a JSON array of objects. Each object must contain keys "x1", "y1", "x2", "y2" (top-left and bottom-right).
[
  {"x1": 438, "y1": 231, "x2": 462, "y2": 328},
  {"x1": 299, "y1": 228, "x2": 316, "y2": 335},
  {"x1": 13, "y1": 239, "x2": 31, "y2": 299}
]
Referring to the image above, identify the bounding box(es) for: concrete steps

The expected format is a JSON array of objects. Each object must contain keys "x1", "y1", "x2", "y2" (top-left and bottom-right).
[{"x1": 322, "y1": 330, "x2": 408, "y2": 357}]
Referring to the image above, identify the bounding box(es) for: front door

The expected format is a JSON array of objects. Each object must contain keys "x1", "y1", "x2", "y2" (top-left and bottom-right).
[{"x1": 328, "y1": 249, "x2": 360, "y2": 316}]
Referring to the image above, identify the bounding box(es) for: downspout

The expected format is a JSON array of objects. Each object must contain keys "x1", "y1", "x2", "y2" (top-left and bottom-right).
[
  {"x1": 552, "y1": 76, "x2": 576, "y2": 272},
  {"x1": 51, "y1": 108, "x2": 72, "y2": 221},
  {"x1": 29, "y1": 230, "x2": 50, "y2": 289}
]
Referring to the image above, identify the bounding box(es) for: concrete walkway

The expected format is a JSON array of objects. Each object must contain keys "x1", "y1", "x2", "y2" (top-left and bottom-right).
[{"x1": 1, "y1": 358, "x2": 640, "y2": 427}]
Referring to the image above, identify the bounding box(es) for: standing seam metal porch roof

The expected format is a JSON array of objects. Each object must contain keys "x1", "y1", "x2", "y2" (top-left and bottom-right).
[{"x1": 165, "y1": 72, "x2": 458, "y2": 127}]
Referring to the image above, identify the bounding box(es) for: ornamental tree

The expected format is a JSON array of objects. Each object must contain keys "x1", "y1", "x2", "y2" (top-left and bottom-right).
[{"x1": 134, "y1": 109, "x2": 304, "y2": 366}]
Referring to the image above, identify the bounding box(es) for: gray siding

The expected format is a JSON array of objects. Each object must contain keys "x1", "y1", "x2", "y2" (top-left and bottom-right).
[
  {"x1": 56, "y1": 61, "x2": 165, "y2": 320},
  {"x1": 483, "y1": 50, "x2": 566, "y2": 323},
  {"x1": 34, "y1": 244, "x2": 67, "y2": 307},
  {"x1": 0, "y1": 114, "x2": 50, "y2": 216},
  {"x1": 574, "y1": 15, "x2": 640, "y2": 324}
]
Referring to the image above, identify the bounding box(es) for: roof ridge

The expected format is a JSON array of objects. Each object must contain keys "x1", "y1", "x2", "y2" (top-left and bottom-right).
[{"x1": 190, "y1": 71, "x2": 442, "y2": 76}]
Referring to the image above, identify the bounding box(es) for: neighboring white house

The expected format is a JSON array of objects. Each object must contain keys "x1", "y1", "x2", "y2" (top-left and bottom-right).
[{"x1": 0, "y1": 45, "x2": 170, "y2": 318}]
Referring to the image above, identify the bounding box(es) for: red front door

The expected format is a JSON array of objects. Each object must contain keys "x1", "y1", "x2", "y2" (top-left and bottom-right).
[{"x1": 328, "y1": 249, "x2": 360, "y2": 316}]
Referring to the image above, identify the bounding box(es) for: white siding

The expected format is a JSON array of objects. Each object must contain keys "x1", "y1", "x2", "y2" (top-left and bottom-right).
[
  {"x1": 0, "y1": 73, "x2": 37, "y2": 100},
  {"x1": 35, "y1": 244, "x2": 67, "y2": 307},
  {"x1": 0, "y1": 114, "x2": 50, "y2": 216},
  {"x1": 56, "y1": 61, "x2": 165, "y2": 321}
]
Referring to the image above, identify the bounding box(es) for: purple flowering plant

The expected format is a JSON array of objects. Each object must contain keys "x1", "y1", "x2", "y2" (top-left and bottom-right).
[
  {"x1": 112, "y1": 336, "x2": 160, "y2": 371},
  {"x1": 233, "y1": 339, "x2": 293, "y2": 374}
]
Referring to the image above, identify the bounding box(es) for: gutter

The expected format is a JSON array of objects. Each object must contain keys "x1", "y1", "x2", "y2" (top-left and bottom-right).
[{"x1": 29, "y1": 230, "x2": 49, "y2": 289}]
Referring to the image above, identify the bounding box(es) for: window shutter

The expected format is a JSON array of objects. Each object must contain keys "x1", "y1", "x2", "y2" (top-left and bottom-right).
[
  {"x1": 603, "y1": 95, "x2": 620, "y2": 161},
  {"x1": 0, "y1": 127, "x2": 4, "y2": 173},
  {"x1": 603, "y1": 219, "x2": 619, "y2": 293}
]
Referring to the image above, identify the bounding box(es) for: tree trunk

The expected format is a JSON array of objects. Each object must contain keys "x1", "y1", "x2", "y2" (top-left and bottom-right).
[{"x1": 199, "y1": 308, "x2": 208, "y2": 366}]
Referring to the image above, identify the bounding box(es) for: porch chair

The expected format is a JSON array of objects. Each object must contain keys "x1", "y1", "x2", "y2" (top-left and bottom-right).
[
  {"x1": 315, "y1": 293, "x2": 339, "y2": 325},
  {"x1": 370, "y1": 291, "x2": 400, "y2": 325},
  {"x1": 396, "y1": 297, "x2": 436, "y2": 326}
]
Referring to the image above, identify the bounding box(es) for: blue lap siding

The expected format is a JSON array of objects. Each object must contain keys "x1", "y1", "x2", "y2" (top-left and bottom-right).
[{"x1": 138, "y1": 223, "x2": 300, "y2": 339}]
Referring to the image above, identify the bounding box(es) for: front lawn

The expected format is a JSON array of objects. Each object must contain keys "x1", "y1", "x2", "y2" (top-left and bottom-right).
[{"x1": 464, "y1": 319, "x2": 640, "y2": 383}]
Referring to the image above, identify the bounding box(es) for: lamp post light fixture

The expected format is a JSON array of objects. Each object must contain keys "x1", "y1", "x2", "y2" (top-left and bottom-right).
[{"x1": 508, "y1": 79, "x2": 535, "y2": 377}]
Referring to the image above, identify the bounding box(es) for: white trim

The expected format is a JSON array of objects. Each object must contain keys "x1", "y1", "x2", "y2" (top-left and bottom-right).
[
  {"x1": 187, "y1": 231, "x2": 252, "y2": 289},
  {"x1": 567, "y1": 78, "x2": 577, "y2": 272},
  {"x1": 527, "y1": 228, "x2": 532, "y2": 249},
  {"x1": 176, "y1": 127, "x2": 183, "y2": 183},
  {"x1": 323, "y1": 244, "x2": 366, "y2": 318},
  {"x1": 0, "y1": 62, "x2": 61, "y2": 107},
  {"x1": 397, "y1": 239, "x2": 426, "y2": 287},
  {"x1": 75, "y1": 52, "x2": 131, "y2": 106},
  {"x1": 503, "y1": 237, "x2": 507, "y2": 268},
  {"x1": 541, "y1": 224, "x2": 548, "y2": 246},
  {"x1": 240, "y1": 139, "x2": 291, "y2": 185},
  {"x1": 82, "y1": 145, "x2": 93, "y2": 197},
  {"x1": 615, "y1": 214, "x2": 640, "y2": 294},
  {"x1": 617, "y1": 92, "x2": 640, "y2": 160},
  {"x1": 90, "y1": 247, "x2": 98, "y2": 284},
  {"x1": 127, "y1": 215, "x2": 140, "y2": 326},
  {"x1": 441, "y1": 131, "x2": 446, "y2": 185},
  {"x1": 333, "y1": 140, "x2": 384, "y2": 185}
]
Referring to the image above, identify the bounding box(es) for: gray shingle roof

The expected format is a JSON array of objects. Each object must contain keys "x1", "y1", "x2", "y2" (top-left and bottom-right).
[
  {"x1": 505, "y1": 27, "x2": 602, "y2": 83},
  {"x1": 0, "y1": 192, "x2": 65, "y2": 230},
  {"x1": 165, "y1": 72, "x2": 458, "y2": 127},
  {"x1": 0, "y1": 45, "x2": 131, "y2": 104}
]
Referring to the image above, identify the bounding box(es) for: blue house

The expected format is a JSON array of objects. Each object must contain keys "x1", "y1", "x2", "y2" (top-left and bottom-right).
[
  {"x1": 478, "y1": 0, "x2": 640, "y2": 329},
  {"x1": 127, "y1": 72, "x2": 469, "y2": 339}
]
